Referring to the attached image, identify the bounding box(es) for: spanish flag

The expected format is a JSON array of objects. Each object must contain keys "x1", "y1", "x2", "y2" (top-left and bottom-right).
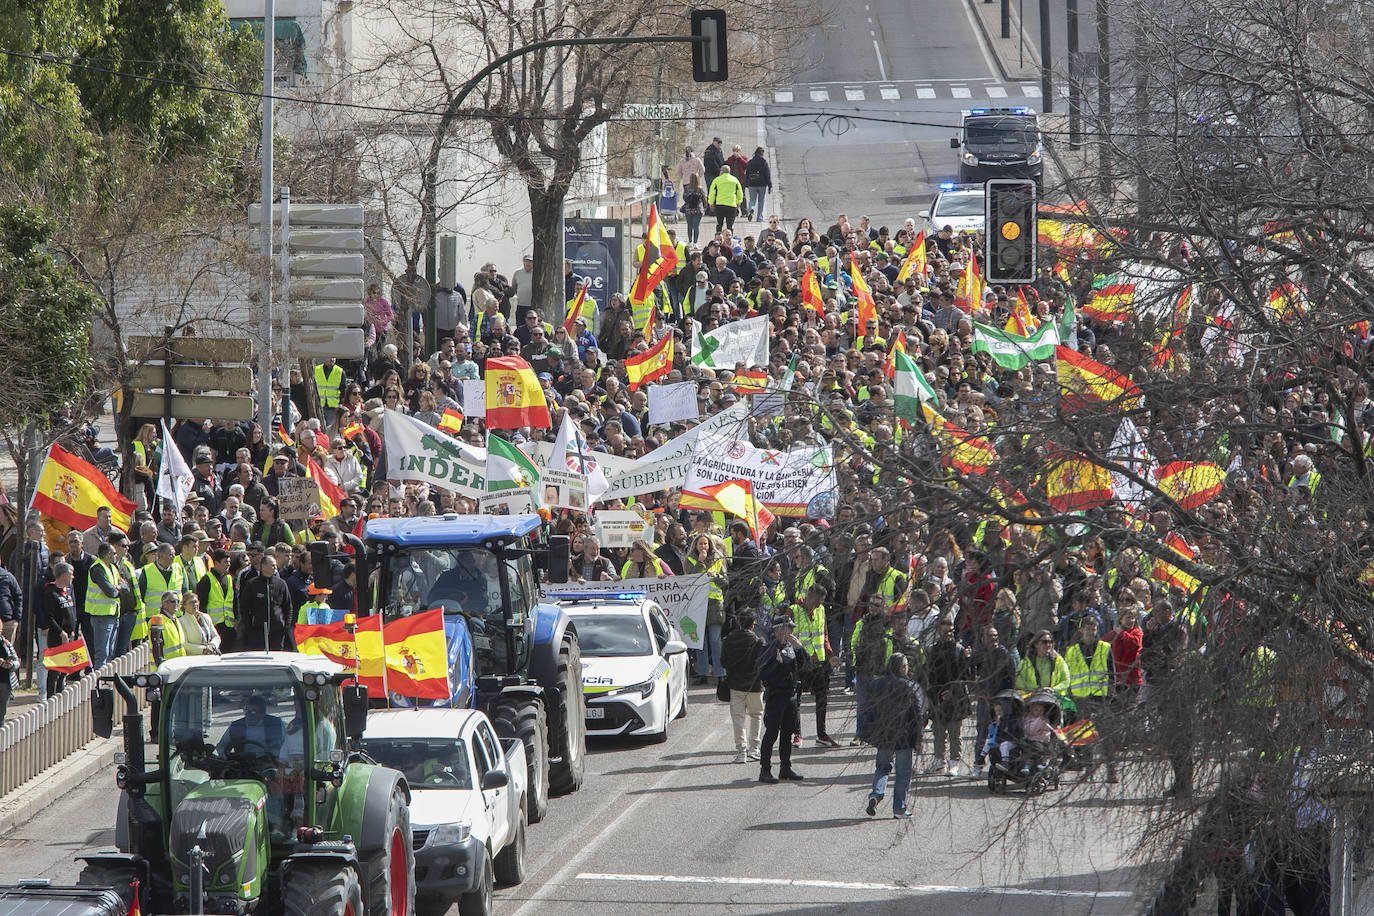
[
  {"x1": 31, "y1": 444, "x2": 136, "y2": 533},
  {"x1": 277, "y1": 423, "x2": 294, "y2": 446},
  {"x1": 1055, "y1": 346, "x2": 1142, "y2": 411},
  {"x1": 1152, "y1": 285, "x2": 1192, "y2": 368},
  {"x1": 954, "y1": 251, "x2": 983, "y2": 311},
  {"x1": 732, "y1": 368, "x2": 771, "y2": 394},
  {"x1": 921, "y1": 403, "x2": 998, "y2": 475},
  {"x1": 341, "y1": 421, "x2": 365, "y2": 441},
  {"x1": 1152, "y1": 532, "x2": 1201, "y2": 593},
  {"x1": 883, "y1": 331, "x2": 908, "y2": 380},
  {"x1": 1054, "y1": 720, "x2": 1099, "y2": 746},
  {"x1": 800, "y1": 262, "x2": 825, "y2": 318},
  {"x1": 700, "y1": 479, "x2": 775, "y2": 542},
  {"x1": 849, "y1": 259, "x2": 877, "y2": 330},
  {"x1": 563, "y1": 278, "x2": 592, "y2": 337},
  {"x1": 1267, "y1": 282, "x2": 1307, "y2": 322},
  {"x1": 42, "y1": 637, "x2": 91, "y2": 673},
  {"x1": 437, "y1": 407, "x2": 464, "y2": 434},
  {"x1": 485, "y1": 355, "x2": 552, "y2": 428},
  {"x1": 624, "y1": 332, "x2": 674, "y2": 391},
  {"x1": 896, "y1": 231, "x2": 926, "y2": 284},
  {"x1": 305, "y1": 455, "x2": 347, "y2": 517},
  {"x1": 1153, "y1": 461, "x2": 1225, "y2": 510},
  {"x1": 296, "y1": 609, "x2": 451, "y2": 700},
  {"x1": 1045, "y1": 453, "x2": 1115, "y2": 513},
  {"x1": 1083, "y1": 279, "x2": 1135, "y2": 321},
  {"x1": 629, "y1": 203, "x2": 679, "y2": 328}
]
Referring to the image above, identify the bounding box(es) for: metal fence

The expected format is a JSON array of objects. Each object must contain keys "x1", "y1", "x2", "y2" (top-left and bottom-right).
[{"x1": 0, "y1": 645, "x2": 150, "y2": 796}]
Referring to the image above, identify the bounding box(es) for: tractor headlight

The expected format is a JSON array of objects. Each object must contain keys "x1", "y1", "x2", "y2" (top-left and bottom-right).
[
  {"x1": 961, "y1": 151, "x2": 979, "y2": 166},
  {"x1": 428, "y1": 821, "x2": 471, "y2": 846}
]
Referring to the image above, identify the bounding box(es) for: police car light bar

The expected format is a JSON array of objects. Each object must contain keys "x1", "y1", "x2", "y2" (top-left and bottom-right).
[
  {"x1": 968, "y1": 108, "x2": 988, "y2": 115},
  {"x1": 938, "y1": 182, "x2": 956, "y2": 190},
  {"x1": 1011, "y1": 107, "x2": 1032, "y2": 115},
  {"x1": 554, "y1": 591, "x2": 648, "y2": 601}
]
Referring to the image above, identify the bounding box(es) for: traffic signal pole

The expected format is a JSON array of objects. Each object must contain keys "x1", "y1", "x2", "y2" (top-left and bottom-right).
[{"x1": 257, "y1": 0, "x2": 276, "y2": 437}]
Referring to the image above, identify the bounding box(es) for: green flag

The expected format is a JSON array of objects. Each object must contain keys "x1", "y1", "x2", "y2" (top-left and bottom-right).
[
  {"x1": 892, "y1": 349, "x2": 935, "y2": 425},
  {"x1": 485, "y1": 433, "x2": 542, "y2": 507},
  {"x1": 970, "y1": 320, "x2": 1060, "y2": 369},
  {"x1": 1058, "y1": 298, "x2": 1077, "y2": 345}
]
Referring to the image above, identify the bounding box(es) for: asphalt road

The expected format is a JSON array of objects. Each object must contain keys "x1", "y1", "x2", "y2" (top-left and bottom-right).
[{"x1": 0, "y1": 684, "x2": 1146, "y2": 914}]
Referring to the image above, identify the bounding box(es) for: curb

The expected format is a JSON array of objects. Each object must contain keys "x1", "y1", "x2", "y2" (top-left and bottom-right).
[
  {"x1": 964, "y1": 0, "x2": 1041, "y2": 84},
  {"x1": 0, "y1": 740, "x2": 117, "y2": 837}
]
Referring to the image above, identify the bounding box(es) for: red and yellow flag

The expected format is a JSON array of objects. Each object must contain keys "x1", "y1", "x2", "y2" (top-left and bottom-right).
[
  {"x1": 277, "y1": 423, "x2": 294, "y2": 446},
  {"x1": 733, "y1": 368, "x2": 771, "y2": 394},
  {"x1": 850, "y1": 259, "x2": 877, "y2": 331},
  {"x1": 1083, "y1": 282, "x2": 1136, "y2": 321},
  {"x1": 921, "y1": 403, "x2": 998, "y2": 475},
  {"x1": 1152, "y1": 533, "x2": 1200, "y2": 593},
  {"x1": 437, "y1": 407, "x2": 464, "y2": 435},
  {"x1": 1055, "y1": 720, "x2": 1099, "y2": 746},
  {"x1": 563, "y1": 279, "x2": 592, "y2": 337},
  {"x1": 883, "y1": 331, "x2": 908, "y2": 380},
  {"x1": 1267, "y1": 282, "x2": 1307, "y2": 322},
  {"x1": 305, "y1": 455, "x2": 347, "y2": 517},
  {"x1": 954, "y1": 251, "x2": 983, "y2": 311},
  {"x1": 42, "y1": 637, "x2": 91, "y2": 673},
  {"x1": 1056, "y1": 346, "x2": 1142, "y2": 411},
  {"x1": 800, "y1": 262, "x2": 825, "y2": 318},
  {"x1": 341, "y1": 421, "x2": 365, "y2": 441},
  {"x1": 1153, "y1": 461, "x2": 1225, "y2": 510},
  {"x1": 31, "y1": 444, "x2": 136, "y2": 533},
  {"x1": 1152, "y1": 285, "x2": 1192, "y2": 368},
  {"x1": 895, "y1": 231, "x2": 926, "y2": 283},
  {"x1": 1046, "y1": 453, "x2": 1115, "y2": 513},
  {"x1": 625, "y1": 332, "x2": 674, "y2": 391},
  {"x1": 700, "y1": 479, "x2": 775, "y2": 542},
  {"x1": 629, "y1": 203, "x2": 679, "y2": 314},
  {"x1": 484, "y1": 355, "x2": 552, "y2": 428},
  {"x1": 296, "y1": 609, "x2": 450, "y2": 699}
]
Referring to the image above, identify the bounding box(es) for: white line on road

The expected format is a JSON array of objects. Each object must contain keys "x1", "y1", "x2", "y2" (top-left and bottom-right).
[
  {"x1": 1023, "y1": 84, "x2": 1042, "y2": 97},
  {"x1": 951, "y1": 86, "x2": 972, "y2": 98},
  {"x1": 872, "y1": 39, "x2": 889, "y2": 81},
  {"x1": 880, "y1": 86, "x2": 899, "y2": 100},
  {"x1": 845, "y1": 87, "x2": 865, "y2": 101},
  {"x1": 577, "y1": 873, "x2": 1136, "y2": 900},
  {"x1": 986, "y1": 85, "x2": 1008, "y2": 98},
  {"x1": 915, "y1": 86, "x2": 936, "y2": 99},
  {"x1": 774, "y1": 90, "x2": 793, "y2": 104},
  {"x1": 959, "y1": 0, "x2": 1002, "y2": 79},
  {"x1": 810, "y1": 88, "x2": 830, "y2": 102}
]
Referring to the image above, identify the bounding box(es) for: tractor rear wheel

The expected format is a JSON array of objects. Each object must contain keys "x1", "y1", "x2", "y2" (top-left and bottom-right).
[
  {"x1": 492, "y1": 696, "x2": 549, "y2": 823},
  {"x1": 77, "y1": 862, "x2": 141, "y2": 912},
  {"x1": 547, "y1": 634, "x2": 585, "y2": 796},
  {"x1": 362, "y1": 787, "x2": 415, "y2": 916},
  {"x1": 283, "y1": 863, "x2": 363, "y2": 916}
]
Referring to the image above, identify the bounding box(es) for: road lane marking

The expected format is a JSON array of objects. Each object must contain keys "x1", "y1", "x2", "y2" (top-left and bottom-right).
[
  {"x1": 952, "y1": 86, "x2": 972, "y2": 98},
  {"x1": 577, "y1": 873, "x2": 1135, "y2": 899},
  {"x1": 986, "y1": 85, "x2": 1008, "y2": 98},
  {"x1": 872, "y1": 39, "x2": 889, "y2": 81},
  {"x1": 880, "y1": 87, "x2": 899, "y2": 100},
  {"x1": 774, "y1": 90, "x2": 793, "y2": 103},
  {"x1": 1023, "y1": 84, "x2": 1042, "y2": 96},
  {"x1": 810, "y1": 88, "x2": 830, "y2": 102},
  {"x1": 916, "y1": 87, "x2": 936, "y2": 99},
  {"x1": 845, "y1": 87, "x2": 865, "y2": 101},
  {"x1": 959, "y1": 0, "x2": 1001, "y2": 78}
]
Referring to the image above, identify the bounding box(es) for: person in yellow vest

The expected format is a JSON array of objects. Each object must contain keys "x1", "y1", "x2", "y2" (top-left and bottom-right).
[
  {"x1": 314, "y1": 358, "x2": 344, "y2": 422},
  {"x1": 686, "y1": 534, "x2": 727, "y2": 682},
  {"x1": 792, "y1": 586, "x2": 839, "y2": 748},
  {"x1": 297, "y1": 583, "x2": 343, "y2": 626},
  {"x1": 1064, "y1": 618, "x2": 1116, "y2": 782},
  {"x1": 861, "y1": 547, "x2": 906, "y2": 615},
  {"x1": 85, "y1": 543, "x2": 126, "y2": 669},
  {"x1": 708, "y1": 168, "x2": 744, "y2": 233},
  {"x1": 849, "y1": 602, "x2": 893, "y2": 746},
  {"x1": 109, "y1": 531, "x2": 142, "y2": 658},
  {"x1": 1285, "y1": 453, "x2": 1321, "y2": 499},
  {"x1": 620, "y1": 540, "x2": 669, "y2": 580},
  {"x1": 197, "y1": 548, "x2": 237, "y2": 653},
  {"x1": 135, "y1": 542, "x2": 186, "y2": 645},
  {"x1": 150, "y1": 591, "x2": 186, "y2": 664},
  {"x1": 178, "y1": 534, "x2": 207, "y2": 589}
]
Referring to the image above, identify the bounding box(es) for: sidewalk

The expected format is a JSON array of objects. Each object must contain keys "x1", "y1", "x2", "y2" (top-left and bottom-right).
[
  {"x1": 682, "y1": 96, "x2": 788, "y2": 232},
  {"x1": 965, "y1": 0, "x2": 1041, "y2": 83}
]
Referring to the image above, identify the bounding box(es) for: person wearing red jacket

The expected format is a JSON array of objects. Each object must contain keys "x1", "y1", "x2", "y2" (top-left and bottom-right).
[
  {"x1": 1109, "y1": 606, "x2": 1144, "y2": 697},
  {"x1": 955, "y1": 550, "x2": 997, "y2": 642}
]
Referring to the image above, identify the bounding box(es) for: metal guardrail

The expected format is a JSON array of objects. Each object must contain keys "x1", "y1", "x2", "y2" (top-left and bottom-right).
[{"x1": 0, "y1": 645, "x2": 150, "y2": 796}]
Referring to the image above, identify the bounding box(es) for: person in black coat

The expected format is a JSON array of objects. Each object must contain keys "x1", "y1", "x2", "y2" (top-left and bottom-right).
[
  {"x1": 862, "y1": 653, "x2": 925, "y2": 817},
  {"x1": 237, "y1": 555, "x2": 292, "y2": 652},
  {"x1": 923, "y1": 615, "x2": 971, "y2": 775},
  {"x1": 756, "y1": 614, "x2": 810, "y2": 783},
  {"x1": 703, "y1": 137, "x2": 726, "y2": 188},
  {"x1": 724, "y1": 521, "x2": 762, "y2": 617},
  {"x1": 722, "y1": 611, "x2": 765, "y2": 763},
  {"x1": 40, "y1": 563, "x2": 77, "y2": 696},
  {"x1": 970, "y1": 623, "x2": 1017, "y2": 776}
]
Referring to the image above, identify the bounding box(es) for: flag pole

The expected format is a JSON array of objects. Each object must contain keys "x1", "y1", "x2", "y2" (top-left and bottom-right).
[{"x1": 378, "y1": 610, "x2": 390, "y2": 707}]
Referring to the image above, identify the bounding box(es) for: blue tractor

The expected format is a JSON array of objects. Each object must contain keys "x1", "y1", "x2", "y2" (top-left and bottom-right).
[{"x1": 359, "y1": 514, "x2": 583, "y2": 822}]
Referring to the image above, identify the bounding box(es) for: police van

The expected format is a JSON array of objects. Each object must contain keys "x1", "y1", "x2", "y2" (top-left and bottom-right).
[{"x1": 951, "y1": 107, "x2": 1044, "y2": 185}]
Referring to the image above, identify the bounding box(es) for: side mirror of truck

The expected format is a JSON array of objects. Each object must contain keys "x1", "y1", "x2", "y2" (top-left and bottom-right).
[
  {"x1": 480, "y1": 769, "x2": 510, "y2": 791},
  {"x1": 546, "y1": 535, "x2": 570, "y2": 584},
  {"x1": 342, "y1": 684, "x2": 369, "y2": 741},
  {"x1": 91, "y1": 687, "x2": 115, "y2": 739},
  {"x1": 950, "y1": 137, "x2": 961, "y2": 148}
]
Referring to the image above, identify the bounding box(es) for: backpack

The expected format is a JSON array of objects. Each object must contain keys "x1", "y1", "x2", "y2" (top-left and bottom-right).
[
  {"x1": 745, "y1": 159, "x2": 766, "y2": 185},
  {"x1": 856, "y1": 617, "x2": 889, "y2": 678}
]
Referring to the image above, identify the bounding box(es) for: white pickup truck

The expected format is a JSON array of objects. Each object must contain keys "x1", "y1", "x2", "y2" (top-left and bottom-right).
[{"x1": 362, "y1": 709, "x2": 527, "y2": 916}]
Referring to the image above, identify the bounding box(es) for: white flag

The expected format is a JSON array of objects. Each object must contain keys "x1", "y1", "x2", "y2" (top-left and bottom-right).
[
  {"x1": 156, "y1": 420, "x2": 194, "y2": 517},
  {"x1": 1109, "y1": 417, "x2": 1154, "y2": 507},
  {"x1": 550, "y1": 411, "x2": 610, "y2": 508},
  {"x1": 689, "y1": 315, "x2": 770, "y2": 370}
]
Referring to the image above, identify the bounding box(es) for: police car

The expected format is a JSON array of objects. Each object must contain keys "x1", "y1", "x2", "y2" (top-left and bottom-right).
[
  {"x1": 558, "y1": 594, "x2": 689, "y2": 743},
  {"x1": 920, "y1": 182, "x2": 986, "y2": 236}
]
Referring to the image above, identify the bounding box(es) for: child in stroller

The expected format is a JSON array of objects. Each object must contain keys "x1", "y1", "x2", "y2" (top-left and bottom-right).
[{"x1": 985, "y1": 689, "x2": 1067, "y2": 795}]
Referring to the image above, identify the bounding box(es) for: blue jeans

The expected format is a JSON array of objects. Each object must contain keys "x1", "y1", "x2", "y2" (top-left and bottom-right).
[
  {"x1": 747, "y1": 187, "x2": 768, "y2": 219},
  {"x1": 695, "y1": 624, "x2": 724, "y2": 678},
  {"x1": 89, "y1": 615, "x2": 119, "y2": 670},
  {"x1": 870, "y1": 747, "x2": 914, "y2": 814},
  {"x1": 113, "y1": 612, "x2": 137, "y2": 659},
  {"x1": 685, "y1": 212, "x2": 703, "y2": 244}
]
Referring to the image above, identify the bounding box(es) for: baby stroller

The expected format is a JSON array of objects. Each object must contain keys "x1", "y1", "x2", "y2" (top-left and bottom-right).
[{"x1": 986, "y1": 689, "x2": 1067, "y2": 796}]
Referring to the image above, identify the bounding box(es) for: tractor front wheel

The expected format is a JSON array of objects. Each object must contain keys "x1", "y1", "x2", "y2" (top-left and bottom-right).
[
  {"x1": 548, "y1": 634, "x2": 586, "y2": 796},
  {"x1": 492, "y1": 696, "x2": 549, "y2": 823},
  {"x1": 362, "y1": 787, "x2": 415, "y2": 916},
  {"x1": 282, "y1": 863, "x2": 364, "y2": 916}
]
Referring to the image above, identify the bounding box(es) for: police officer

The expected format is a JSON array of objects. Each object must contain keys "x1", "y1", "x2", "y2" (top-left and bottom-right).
[{"x1": 757, "y1": 614, "x2": 810, "y2": 784}]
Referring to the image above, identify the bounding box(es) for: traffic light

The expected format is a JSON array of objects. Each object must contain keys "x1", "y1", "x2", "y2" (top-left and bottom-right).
[
  {"x1": 690, "y1": 10, "x2": 728, "y2": 83},
  {"x1": 984, "y1": 179, "x2": 1037, "y2": 284}
]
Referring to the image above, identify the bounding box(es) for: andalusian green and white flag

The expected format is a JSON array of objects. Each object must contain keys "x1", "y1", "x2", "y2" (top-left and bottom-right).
[
  {"x1": 970, "y1": 320, "x2": 1060, "y2": 369},
  {"x1": 485, "y1": 433, "x2": 542, "y2": 507},
  {"x1": 892, "y1": 349, "x2": 936, "y2": 425},
  {"x1": 689, "y1": 316, "x2": 770, "y2": 369}
]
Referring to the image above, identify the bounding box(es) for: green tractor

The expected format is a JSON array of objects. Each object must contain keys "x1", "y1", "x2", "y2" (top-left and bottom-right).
[{"x1": 79, "y1": 653, "x2": 415, "y2": 916}]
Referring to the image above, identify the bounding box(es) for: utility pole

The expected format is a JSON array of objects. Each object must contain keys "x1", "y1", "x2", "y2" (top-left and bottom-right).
[
  {"x1": 1067, "y1": 0, "x2": 1082, "y2": 148},
  {"x1": 1039, "y1": 0, "x2": 1053, "y2": 113},
  {"x1": 1095, "y1": 0, "x2": 1111, "y2": 195},
  {"x1": 280, "y1": 186, "x2": 291, "y2": 420},
  {"x1": 257, "y1": 0, "x2": 276, "y2": 437}
]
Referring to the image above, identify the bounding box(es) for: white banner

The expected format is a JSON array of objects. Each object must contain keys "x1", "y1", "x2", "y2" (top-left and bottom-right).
[
  {"x1": 384, "y1": 408, "x2": 487, "y2": 497},
  {"x1": 543, "y1": 573, "x2": 710, "y2": 649},
  {"x1": 690, "y1": 315, "x2": 770, "y2": 370},
  {"x1": 647, "y1": 382, "x2": 700, "y2": 425},
  {"x1": 460, "y1": 379, "x2": 485, "y2": 417},
  {"x1": 594, "y1": 509, "x2": 654, "y2": 548},
  {"x1": 683, "y1": 434, "x2": 837, "y2": 518}
]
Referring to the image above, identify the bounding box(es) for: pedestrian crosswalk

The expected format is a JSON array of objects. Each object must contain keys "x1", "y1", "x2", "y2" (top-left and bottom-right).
[{"x1": 769, "y1": 80, "x2": 1043, "y2": 105}]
